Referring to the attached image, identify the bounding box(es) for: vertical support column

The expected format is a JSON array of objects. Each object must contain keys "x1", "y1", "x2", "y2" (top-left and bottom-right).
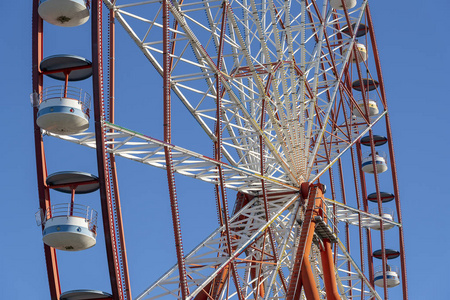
[
  {"x1": 320, "y1": 240, "x2": 340, "y2": 300},
  {"x1": 287, "y1": 184, "x2": 322, "y2": 300},
  {"x1": 32, "y1": 0, "x2": 61, "y2": 298},
  {"x1": 91, "y1": 1, "x2": 122, "y2": 299},
  {"x1": 298, "y1": 258, "x2": 319, "y2": 300},
  {"x1": 212, "y1": 5, "x2": 244, "y2": 298},
  {"x1": 162, "y1": 0, "x2": 189, "y2": 298},
  {"x1": 107, "y1": 9, "x2": 132, "y2": 299}
]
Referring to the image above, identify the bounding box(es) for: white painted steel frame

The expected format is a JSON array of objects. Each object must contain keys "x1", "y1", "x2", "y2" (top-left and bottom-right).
[
  {"x1": 44, "y1": 122, "x2": 297, "y2": 194},
  {"x1": 104, "y1": 0, "x2": 374, "y2": 184},
  {"x1": 45, "y1": 124, "x2": 400, "y2": 231},
  {"x1": 135, "y1": 192, "x2": 301, "y2": 299},
  {"x1": 45, "y1": 121, "x2": 394, "y2": 299},
  {"x1": 44, "y1": 0, "x2": 393, "y2": 298}
]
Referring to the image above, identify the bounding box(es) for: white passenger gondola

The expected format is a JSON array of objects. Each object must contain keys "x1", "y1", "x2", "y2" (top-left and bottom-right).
[
  {"x1": 369, "y1": 208, "x2": 395, "y2": 231},
  {"x1": 38, "y1": 0, "x2": 90, "y2": 27},
  {"x1": 374, "y1": 265, "x2": 401, "y2": 288},
  {"x1": 330, "y1": 0, "x2": 357, "y2": 10},
  {"x1": 361, "y1": 151, "x2": 388, "y2": 174},
  {"x1": 36, "y1": 86, "x2": 90, "y2": 135},
  {"x1": 35, "y1": 55, "x2": 92, "y2": 135},
  {"x1": 36, "y1": 172, "x2": 99, "y2": 251},
  {"x1": 344, "y1": 43, "x2": 368, "y2": 63},
  {"x1": 38, "y1": 203, "x2": 97, "y2": 251},
  {"x1": 353, "y1": 99, "x2": 379, "y2": 118}
]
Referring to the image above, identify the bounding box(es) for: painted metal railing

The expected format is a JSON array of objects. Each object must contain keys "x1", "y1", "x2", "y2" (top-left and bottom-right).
[
  {"x1": 315, "y1": 202, "x2": 340, "y2": 235},
  {"x1": 374, "y1": 264, "x2": 399, "y2": 274},
  {"x1": 34, "y1": 86, "x2": 91, "y2": 117},
  {"x1": 39, "y1": 0, "x2": 90, "y2": 7},
  {"x1": 363, "y1": 150, "x2": 387, "y2": 161},
  {"x1": 35, "y1": 203, "x2": 98, "y2": 233},
  {"x1": 370, "y1": 207, "x2": 394, "y2": 219}
]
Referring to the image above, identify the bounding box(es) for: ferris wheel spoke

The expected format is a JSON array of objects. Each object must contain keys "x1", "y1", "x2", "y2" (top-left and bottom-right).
[
  {"x1": 302, "y1": 3, "x2": 368, "y2": 179},
  {"x1": 107, "y1": 1, "x2": 244, "y2": 170},
  {"x1": 309, "y1": 110, "x2": 387, "y2": 182},
  {"x1": 244, "y1": 0, "x2": 304, "y2": 180},
  {"x1": 107, "y1": 0, "x2": 373, "y2": 185},
  {"x1": 110, "y1": 0, "x2": 304, "y2": 180}
]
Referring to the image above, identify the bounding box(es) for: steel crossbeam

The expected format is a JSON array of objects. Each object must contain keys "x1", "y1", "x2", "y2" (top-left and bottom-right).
[
  {"x1": 324, "y1": 198, "x2": 401, "y2": 229},
  {"x1": 44, "y1": 122, "x2": 297, "y2": 195}
]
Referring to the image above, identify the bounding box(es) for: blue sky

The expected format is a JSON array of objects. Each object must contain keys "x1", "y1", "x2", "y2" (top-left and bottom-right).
[{"x1": 1, "y1": 1, "x2": 449, "y2": 299}]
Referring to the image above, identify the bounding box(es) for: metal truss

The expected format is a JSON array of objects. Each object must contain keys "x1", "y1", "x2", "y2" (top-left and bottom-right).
[
  {"x1": 135, "y1": 193, "x2": 301, "y2": 299},
  {"x1": 333, "y1": 239, "x2": 382, "y2": 300},
  {"x1": 46, "y1": 118, "x2": 394, "y2": 299},
  {"x1": 44, "y1": 114, "x2": 398, "y2": 299},
  {"x1": 43, "y1": 0, "x2": 394, "y2": 298},
  {"x1": 31, "y1": 0, "x2": 408, "y2": 297},
  {"x1": 324, "y1": 198, "x2": 401, "y2": 230},
  {"x1": 44, "y1": 122, "x2": 297, "y2": 194},
  {"x1": 104, "y1": 0, "x2": 371, "y2": 184}
]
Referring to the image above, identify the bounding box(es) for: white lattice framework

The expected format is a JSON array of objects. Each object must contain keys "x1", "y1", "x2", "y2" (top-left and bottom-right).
[{"x1": 44, "y1": 0, "x2": 398, "y2": 298}]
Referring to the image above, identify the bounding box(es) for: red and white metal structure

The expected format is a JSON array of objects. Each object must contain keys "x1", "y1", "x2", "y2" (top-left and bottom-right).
[{"x1": 32, "y1": 0, "x2": 408, "y2": 299}]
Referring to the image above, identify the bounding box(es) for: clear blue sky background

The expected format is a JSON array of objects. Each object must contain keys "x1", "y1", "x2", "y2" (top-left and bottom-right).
[{"x1": 1, "y1": 1, "x2": 449, "y2": 299}]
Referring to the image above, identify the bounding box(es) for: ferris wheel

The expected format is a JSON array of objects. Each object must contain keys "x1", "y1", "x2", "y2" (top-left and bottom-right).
[{"x1": 32, "y1": 0, "x2": 408, "y2": 299}]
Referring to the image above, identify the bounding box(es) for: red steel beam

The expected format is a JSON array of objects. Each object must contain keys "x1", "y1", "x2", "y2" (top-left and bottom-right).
[
  {"x1": 108, "y1": 8, "x2": 132, "y2": 299},
  {"x1": 213, "y1": 6, "x2": 244, "y2": 298},
  {"x1": 356, "y1": 141, "x2": 375, "y2": 287},
  {"x1": 286, "y1": 184, "x2": 323, "y2": 300},
  {"x1": 320, "y1": 240, "x2": 340, "y2": 300},
  {"x1": 162, "y1": 0, "x2": 189, "y2": 297},
  {"x1": 365, "y1": 4, "x2": 408, "y2": 299},
  {"x1": 91, "y1": 0, "x2": 123, "y2": 298},
  {"x1": 32, "y1": 0, "x2": 61, "y2": 298}
]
